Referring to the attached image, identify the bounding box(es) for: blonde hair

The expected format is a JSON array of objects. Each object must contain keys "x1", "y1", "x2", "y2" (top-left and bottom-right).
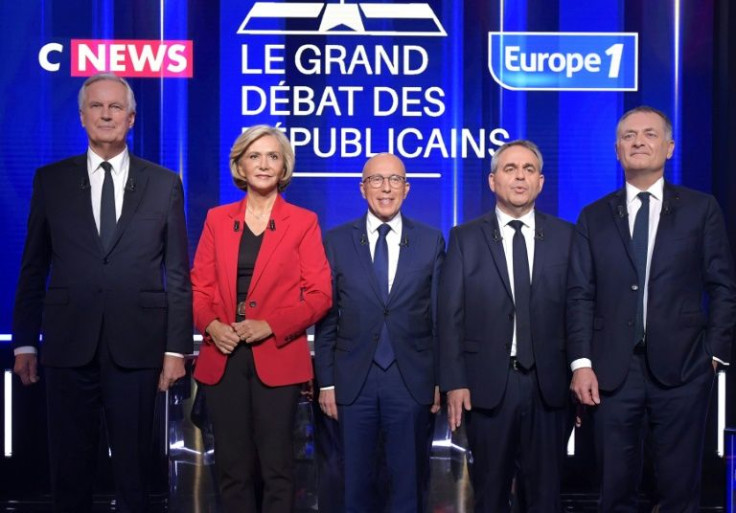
[{"x1": 229, "y1": 125, "x2": 295, "y2": 192}]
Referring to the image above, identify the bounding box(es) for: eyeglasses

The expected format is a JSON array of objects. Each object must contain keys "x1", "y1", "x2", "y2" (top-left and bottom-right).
[{"x1": 362, "y1": 174, "x2": 406, "y2": 189}]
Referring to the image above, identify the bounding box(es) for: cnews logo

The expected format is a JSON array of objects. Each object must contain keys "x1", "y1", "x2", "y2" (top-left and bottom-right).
[
  {"x1": 238, "y1": 1, "x2": 446, "y2": 36},
  {"x1": 488, "y1": 32, "x2": 638, "y2": 91},
  {"x1": 39, "y1": 40, "x2": 194, "y2": 78}
]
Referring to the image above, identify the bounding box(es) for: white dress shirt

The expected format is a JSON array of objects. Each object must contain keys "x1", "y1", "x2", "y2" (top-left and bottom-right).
[
  {"x1": 88, "y1": 148, "x2": 129, "y2": 230},
  {"x1": 496, "y1": 208, "x2": 536, "y2": 358}
]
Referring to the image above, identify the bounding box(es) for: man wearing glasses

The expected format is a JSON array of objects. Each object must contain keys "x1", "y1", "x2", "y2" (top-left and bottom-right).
[{"x1": 315, "y1": 153, "x2": 445, "y2": 512}]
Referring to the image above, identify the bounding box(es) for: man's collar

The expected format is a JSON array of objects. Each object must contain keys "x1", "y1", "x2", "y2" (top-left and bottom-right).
[
  {"x1": 366, "y1": 211, "x2": 402, "y2": 233},
  {"x1": 87, "y1": 147, "x2": 129, "y2": 175},
  {"x1": 495, "y1": 207, "x2": 535, "y2": 229},
  {"x1": 626, "y1": 176, "x2": 664, "y2": 204}
]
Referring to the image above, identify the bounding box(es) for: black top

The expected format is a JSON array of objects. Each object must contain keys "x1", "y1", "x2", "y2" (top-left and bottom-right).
[{"x1": 236, "y1": 225, "x2": 264, "y2": 320}]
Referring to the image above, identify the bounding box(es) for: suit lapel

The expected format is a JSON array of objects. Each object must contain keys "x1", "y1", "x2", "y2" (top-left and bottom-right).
[
  {"x1": 249, "y1": 195, "x2": 288, "y2": 295},
  {"x1": 107, "y1": 155, "x2": 149, "y2": 255},
  {"x1": 74, "y1": 155, "x2": 106, "y2": 255},
  {"x1": 389, "y1": 216, "x2": 416, "y2": 304},
  {"x1": 531, "y1": 211, "x2": 546, "y2": 288},
  {"x1": 608, "y1": 189, "x2": 637, "y2": 271},
  {"x1": 480, "y1": 213, "x2": 513, "y2": 300},
  {"x1": 351, "y1": 215, "x2": 385, "y2": 304},
  {"x1": 649, "y1": 182, "x2": 679, "y2": 278}
]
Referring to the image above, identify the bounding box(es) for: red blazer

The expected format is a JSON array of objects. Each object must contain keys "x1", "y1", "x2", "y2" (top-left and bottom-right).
[{"x1": 191, "y1": 195, "x2": 332, "y2": 386}]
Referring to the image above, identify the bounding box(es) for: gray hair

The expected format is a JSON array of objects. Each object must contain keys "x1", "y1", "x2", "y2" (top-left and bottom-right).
[
  {"x1": 490, "y1": 139, "x2": 544, "y2": 174},
  {"x1": 78, "y1": 73, "x2": 136, "y2": 113}
]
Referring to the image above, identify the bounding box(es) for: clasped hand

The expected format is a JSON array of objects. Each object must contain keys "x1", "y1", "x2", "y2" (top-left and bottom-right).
[{"x1": 207, "y1": 319, "x2": 273, "y2": 354}]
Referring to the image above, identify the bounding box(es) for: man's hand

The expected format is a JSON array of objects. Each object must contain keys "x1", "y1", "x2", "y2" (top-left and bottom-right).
[
  {"x1": 14, "y1": 354, "x2": 39, "y2": 386},
  {"x1": 570, "y1": 367, "x2": 600, "y2": 406},
  {"x1": 447, "y1": 388, "x2": 472, "y2": 431},
  {"x1": 431, "y1": 385, "x2": 441, "y2": 414},
  {"x1": 231, "y1": 319, "x2": 273, "y2": 344},
  {"x1": 158, "y1": 355, "x2": 186, "y2": 391},
  {"x1": 207, "y1": 320, "x2": 241, "y2": 354},
  {"x1": 319, "y1": 388, "x2": 338, "y2": 420}
]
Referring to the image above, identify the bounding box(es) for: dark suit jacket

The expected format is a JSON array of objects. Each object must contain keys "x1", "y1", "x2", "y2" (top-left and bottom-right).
[
  {"x1": 439, "y1": 210, "x2": 573, "y2": 410},
  {"x1": 314, "y1": 214, "x2": 445, "y2": 406},
  {"x1": 13, "y1": 153, "x2": 193, "y2": 368},
  {"x1": 191, "y1": 195, "x2": 332, "y2": 387},
  {"x1": 566, "y1": 183, "x2": 736, "y2": 390}
]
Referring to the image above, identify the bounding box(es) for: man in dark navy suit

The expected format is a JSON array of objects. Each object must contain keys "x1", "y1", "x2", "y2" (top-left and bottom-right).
[
  {"x1": 567, "y1": 106, "x2": 736, "y2": 512},
  {"x1": 440, "y1": 140, "x2": 572, "y2": 513},
  {"x1": 12, "y1": 73, "x2": 192, "y2": 513},
  {"x1": 315, "y1": 153, "x2": 444, "y2": 513}
]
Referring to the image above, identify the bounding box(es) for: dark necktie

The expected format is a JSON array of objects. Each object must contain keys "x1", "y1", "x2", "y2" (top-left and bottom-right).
[
  {"x1": 632, "y1": 192, "x2": 650, "y2": 345},
  {"x1": 99, "y1": 161, "x2": 117, "y2": 250},
  {"x1": 509, "y1": 220, "x2": 533, "y2": 369},
  {"x1": 373, "y1": 224, "x2": 394, "y2": 369}
]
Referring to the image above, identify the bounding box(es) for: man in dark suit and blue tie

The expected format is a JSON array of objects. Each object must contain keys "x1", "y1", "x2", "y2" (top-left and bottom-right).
[
  {"x1": 12, "y1": 73, "x2": 192, "y2": 513},
  {"x1": 440, "y1": 140, "x2": 572, "y2": 512},
  {"x1": 315, "y1": 153, "x2": 445, "y2": 513},
  {"x1": 567, "y1": 106, "x2": 736, "y2": 511}
]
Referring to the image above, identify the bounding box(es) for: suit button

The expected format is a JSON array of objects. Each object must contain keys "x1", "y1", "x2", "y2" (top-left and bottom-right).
[
  {"x1": 384, "y1": 309, "x2": 389, "y2": 316},
  {"x1": 631, "y1": 284, "x2": 639, "y2": 291},
  {"x1": 508, "y1": 314, "x2": 514, "y2": 321},
  {"x1": 373, "y1": 334, "x2": 379, "y2": 341},
  {"x1": 627, "y1": 320, "x2": 634, "y2": 327},
  {"x1": 249, "y1": 301, "x2": 257, "y2": 308},
  {"x1": 103, "y1": 257, "x2": 109, "y2": 264}
]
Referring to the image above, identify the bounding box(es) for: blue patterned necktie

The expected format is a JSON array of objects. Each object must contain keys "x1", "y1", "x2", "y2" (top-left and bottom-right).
[{"x1": 373, "y1": 224, "x2": 394, "y2": 368}]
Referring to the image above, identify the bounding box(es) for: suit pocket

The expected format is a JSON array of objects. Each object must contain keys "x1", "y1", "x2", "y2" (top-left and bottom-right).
[
  {"x1": 43, "y1": 288, "x2": 69, "y2": 305},
  {"x1": 139, "y1": 291, "x2": 167, "y2": 308}
]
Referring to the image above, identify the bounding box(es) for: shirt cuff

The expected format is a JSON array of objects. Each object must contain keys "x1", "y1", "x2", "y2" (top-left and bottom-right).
[
  {"x1": 320, "y1": 386, "x2": 335, "y2": 391},
  {"x1": 570, "y1": 358, "x2": 592, "y2": 372},
  {"x1": 165, "y1": 352, "x2": 185, "y2": 358},
  {"x1": 14, "y1": 346, "x2": 37, "y2": 356},
  {"x1": 713, "y1": 357, "x2": 729, "y2": 366}
]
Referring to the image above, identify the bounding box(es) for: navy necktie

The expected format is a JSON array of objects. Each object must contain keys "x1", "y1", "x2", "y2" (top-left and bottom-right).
[
  {"x1": 99, "y1": 161, "x2": 117, "y2": 250},
  {"x1": 632, "y1": 192, "x2": 650, "y2": 345},
  {"x1": 509, "y1": 220, "x2": 533, "y2": 369},
  {"x1": 373, "y1": 224, "x2": 394, "y2": 368}
]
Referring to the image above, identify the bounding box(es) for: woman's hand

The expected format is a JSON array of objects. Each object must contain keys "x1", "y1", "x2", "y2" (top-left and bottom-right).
[
  {"x1": 231, "y1": 319, "x2": 273, "y2": 344},
  {"x1": 206, "y1": 320, "x2": 241, "y2": 354}
]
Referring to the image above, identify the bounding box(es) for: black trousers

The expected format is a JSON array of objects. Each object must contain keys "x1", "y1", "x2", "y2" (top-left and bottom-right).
[
  {"x1": 593, "y1": 352, "x2": 715, "y2": 513},
  {"x1": 466, "y1": 366, "x2": 567, "y2": 513},
  {"x1": 205, "y1": 344, "x2": 301, "y2": 513},
  {"x1": 45, "y1": 341, "x2": 160, "y2": 513}
]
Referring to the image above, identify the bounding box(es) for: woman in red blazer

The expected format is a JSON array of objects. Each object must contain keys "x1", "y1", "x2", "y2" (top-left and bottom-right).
[{"x1": 191, "y1": 125, "x2": 332, "y2": 513}]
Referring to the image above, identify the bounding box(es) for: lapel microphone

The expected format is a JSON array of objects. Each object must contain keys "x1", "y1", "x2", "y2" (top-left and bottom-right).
[
  {"x1": 269, "y1": 220, "x2": 276, "y2": 231},
  {"x1": 534, "y1": 229, "x2": 544, "y2": 241},
  {"x1": 124, "y1": 178, "x2": 135, "y2": 192},
  {"x1": 360, "y1": 233, "x2": 368, "y2": 246},
  {"x1": 399, "y1": 237, "x2": 409, "y2": 248},
  {"x1": 617, "y1": 205, "x2": 626, "y2": 218},
  {"x1": 233, "y1": 220, "x2": 240, "y2": 232},
  {"x1": 662, "y1": 201, "x2": 671, "y2": 215},
  {"x1": 80, "y1": 177, "x2": 90, "y2": 190},
  {"x1": 492, "y1": 229, "x2": 502, "y2": 242}
]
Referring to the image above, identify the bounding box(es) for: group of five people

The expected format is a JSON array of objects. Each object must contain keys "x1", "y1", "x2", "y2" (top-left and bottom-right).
[{"x1": 12, "y1": 72, "x2": 736, "y2": 513}]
